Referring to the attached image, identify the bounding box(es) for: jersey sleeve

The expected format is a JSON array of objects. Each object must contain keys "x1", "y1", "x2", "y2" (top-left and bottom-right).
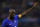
[
  {"x1": 2, "y1": 20, "x2": 7, "y2": 27},
  {"x1": 15, "y1": 14, "x2": 22, "y2": 19}
]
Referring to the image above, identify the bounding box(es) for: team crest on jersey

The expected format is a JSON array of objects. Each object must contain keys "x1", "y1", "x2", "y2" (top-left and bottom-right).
[
  {"x1": 9, "y1": 24, "x2": 11, "y2": 25},
  {"x1": 14, "y1": 20, "x2": 16, "y2": 23}
]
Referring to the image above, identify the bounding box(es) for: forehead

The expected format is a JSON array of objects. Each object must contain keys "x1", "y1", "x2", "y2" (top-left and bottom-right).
[{"x1": 9, "y1": 9, "x2": 15, "y2": 13}]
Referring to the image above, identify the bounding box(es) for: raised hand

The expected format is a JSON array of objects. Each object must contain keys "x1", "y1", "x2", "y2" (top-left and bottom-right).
[{"x1": 33, "y1": 2, "x2": 38, "y2": 7}]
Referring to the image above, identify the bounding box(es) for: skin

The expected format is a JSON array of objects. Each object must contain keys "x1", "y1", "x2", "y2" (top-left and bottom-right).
[{"x1": 9, "y1": 11, "x2": 15, "y2": 20}]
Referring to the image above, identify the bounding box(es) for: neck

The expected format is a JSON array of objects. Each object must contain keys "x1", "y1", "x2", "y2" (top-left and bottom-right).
[{"x1": 8, "y1": 16, "x2": 14, "y2": 20}]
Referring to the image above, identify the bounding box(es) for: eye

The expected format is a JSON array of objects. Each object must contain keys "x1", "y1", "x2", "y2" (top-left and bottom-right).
[{"x1": 13, "y1": 14, "x2": 15, "y2": 15}]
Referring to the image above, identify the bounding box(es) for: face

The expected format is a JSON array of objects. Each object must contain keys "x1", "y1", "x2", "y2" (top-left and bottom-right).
[{"x1": 9, "y1": 11, "x2": 15, "y2": 20}]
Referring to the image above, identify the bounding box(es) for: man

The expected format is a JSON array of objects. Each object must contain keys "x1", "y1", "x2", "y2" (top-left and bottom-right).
[{"x1": 2, "y1": 2, "x2": 38, "y2": 27}]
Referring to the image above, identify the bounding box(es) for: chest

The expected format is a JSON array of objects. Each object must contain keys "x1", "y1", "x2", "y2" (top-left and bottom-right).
[{"x1": 7, "y1": 20, "x2": 18, "y2": 27}]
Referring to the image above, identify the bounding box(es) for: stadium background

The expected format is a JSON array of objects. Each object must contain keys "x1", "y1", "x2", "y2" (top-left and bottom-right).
[{"x1": 0, "y1": 0, "x2": 40, "y2": 27}]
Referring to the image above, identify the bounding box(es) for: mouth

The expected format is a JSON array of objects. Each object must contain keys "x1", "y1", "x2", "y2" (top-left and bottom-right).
[{"x1": 10, "y1": 16, "x2": 14, "y2": 20}]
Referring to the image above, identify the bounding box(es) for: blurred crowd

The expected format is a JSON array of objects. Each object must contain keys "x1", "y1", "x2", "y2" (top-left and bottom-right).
[{"x1": 0, "y1": 0, "x2": 40, "y2": 27}]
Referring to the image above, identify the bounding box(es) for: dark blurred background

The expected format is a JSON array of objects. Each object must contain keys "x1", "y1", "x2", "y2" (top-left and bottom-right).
[{"x1": 0, "y1": 0, "x2": 40, "y2": 27}]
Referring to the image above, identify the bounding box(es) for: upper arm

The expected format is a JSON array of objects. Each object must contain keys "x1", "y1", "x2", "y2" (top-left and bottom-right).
[
  {"x1": 15, "y1": 15, "x2": 22, "y2": 19},
  {"x1": 2, "y1": 20, "x2": 7, "y2": 27}
]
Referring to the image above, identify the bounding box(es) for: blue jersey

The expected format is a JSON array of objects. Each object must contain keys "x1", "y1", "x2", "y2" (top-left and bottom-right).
[{"x1": 2, "y1": 15, "x2": 19, "y2": 27}]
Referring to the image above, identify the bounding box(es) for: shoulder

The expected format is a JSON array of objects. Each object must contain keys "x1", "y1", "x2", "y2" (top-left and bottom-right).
[
  {"x1": 14, "y1": 15, "x2": 19, "y2": 19},
  {"x1": 15, "y1": 15, "x2": 19, "y2": 17},
  {"x1": 15, "y1": 15, "x2": 21, "y2": 18},
  {"x1": 2, "y1": 18, "x2": 8, "y2": 26},
  {"x1": 2, "y1": 18, "x2": 8, "y2": 23}
]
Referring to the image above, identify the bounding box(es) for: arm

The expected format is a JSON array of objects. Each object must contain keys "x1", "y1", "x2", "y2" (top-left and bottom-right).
[
  {"x1": 18, "y1": 2, "x2": 38, "y2": 18},
  {"x1": 2, "y1": 20, "x2": 7, "y2": 27}
]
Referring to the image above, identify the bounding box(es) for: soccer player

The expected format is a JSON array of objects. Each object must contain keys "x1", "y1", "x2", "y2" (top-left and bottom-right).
[{"x1": 2, "y1": 2, "x2": 38, "y2": 27}]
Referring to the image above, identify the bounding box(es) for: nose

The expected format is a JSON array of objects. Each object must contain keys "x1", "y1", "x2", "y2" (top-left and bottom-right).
[{"x1": 13, "y1": 14, "x2": 15, "y2": 15}]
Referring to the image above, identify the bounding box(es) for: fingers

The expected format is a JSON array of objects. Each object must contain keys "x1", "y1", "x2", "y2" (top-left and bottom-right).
[
  {"x1": 34, "y1": 2, "x2": 38, "y2": 5},
  {"x1": 34, "y1": 2, "x2": 38, "y2": 7},
  {"x1": 35, "y1": 2, "x2": 38, "y2": 4}
]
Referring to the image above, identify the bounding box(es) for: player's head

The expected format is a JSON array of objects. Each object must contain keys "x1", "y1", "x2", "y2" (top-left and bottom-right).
[{"x1": 9, "y1": 9, "x2": 15, "y2": 20}]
